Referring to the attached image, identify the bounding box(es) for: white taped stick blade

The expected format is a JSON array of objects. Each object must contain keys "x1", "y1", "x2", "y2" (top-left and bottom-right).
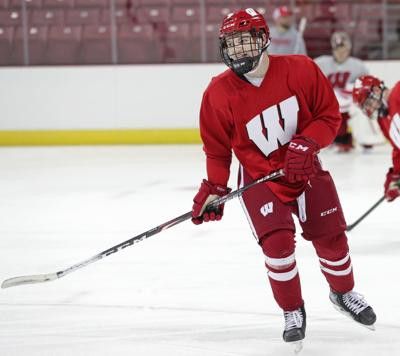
[{"x1": 1, "y1": 273, "x2": 58, "y2": 289}]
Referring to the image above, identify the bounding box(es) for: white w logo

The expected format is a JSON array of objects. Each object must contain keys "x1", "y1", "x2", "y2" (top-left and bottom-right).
[
  {"x1": 246, "y1": 96, "x2": 299, "y2": 157},
  {"x1": 260, "y1": 202, "x2": 273, "y2": 217}
]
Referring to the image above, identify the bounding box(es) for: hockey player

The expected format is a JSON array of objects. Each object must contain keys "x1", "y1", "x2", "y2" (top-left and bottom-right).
[
  {"x1": 191, "y1": 8, "x2": 376, "y2": 350},
  {"x1": 353, "y1": 75, "x2": 400, "y2": 201},
  {"x1": 315, "y1": 32, "x2": 369, "y2": 152},
  {"x1": 268, "y1": 5, "x2": 307, "y2": 55}
]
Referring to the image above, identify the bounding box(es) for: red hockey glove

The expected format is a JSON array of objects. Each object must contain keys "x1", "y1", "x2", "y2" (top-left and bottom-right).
[
  {"x1": 191, "y1": 180, "x2": 231, "y2": 225},
  {"x1": 284, "y1": 135, "x2": 320, "y2": 183},
  {"x1": 384, "y1": 168, "x2": 400, "y2": 202}
]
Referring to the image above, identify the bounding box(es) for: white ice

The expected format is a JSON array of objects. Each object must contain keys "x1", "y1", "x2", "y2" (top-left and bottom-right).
[{"x1": 0, "y1": 144, "x2": 399, "y2": 356}]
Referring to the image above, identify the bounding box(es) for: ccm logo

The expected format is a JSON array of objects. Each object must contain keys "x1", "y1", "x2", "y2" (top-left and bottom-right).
[
  {"x1": 320, "y1": 207, "x2": 338, "y2": 217},
  {"x1": 289, "y1": 142, "x2": 309, "y2": 152}
]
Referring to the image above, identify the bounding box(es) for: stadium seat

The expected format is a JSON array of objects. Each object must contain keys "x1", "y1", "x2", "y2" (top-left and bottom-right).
[
  {"x1": 42, "y1": 0, "x2": 74, "y2": 8},
  {"x1": 297, "y1": 4, "x2": 314, "y2": 20},
  {"x1": 9, "y1": 0, "x2": 42, "y2": 9},
  {"x1": 0, "y1": 9, "x2": 22, "y2": 26},
  {"x1": 207, "y1": 0, "x2": 236, "y2": 5},
  {"x1": 136, "y1": 5, "x2": 169, "y2": 24},
  {"x1": 171, "y1": 0, "x2": 200, "y2": 4},
  {"x1": 117, "y1": 23, "x2": 159, "y2": 63},
  {"x1": 162, "y1": 22, "x2": 193, "y2": 62},
  {"x1": 75, "y1": 0, "x2": 108, "y2": 8},
  {"x1": 171, "y1": 5, "x2": 200, "y2": 23},
  {"x1": 11, "y1": 25, "x2": 47, "y2": 65},
  {"x1": 0, "y1": 0, "x2": 9, "y2": 10},
  {"x1": 0, "y1": 26, "x2": 13, "y2": 65},
  {"x1": 81, "y1": 24, "x2": 112, "y2": 64},
  {"x1": 101, "y1": 8, "x2": 133, "y2": 25},
  {"x1": 45, "y1": 25, "x2": 81, "y2": 64},
  {"x1": 138, "y1": 0, "x2": 169, "y2": 5},
  {"x1": 115, "y1": 0, "x2": 138, "y2": 9},
  {"x1": 65, "y1": 8, "x2": 100, "y2": 25},
  {"x1": 331, "y1": 3, "x2": 351, "y2": 20},
  {"x1": 191, "y1": 22, "x2": 221, "y2": 62},
  {"x1": 30, "y1": 9, "x2": 64, "y2": 26},
  {"x1": 236, "y1": 0, "x2": 267, "y2": 12},
  {"x1": 206, "y1": 5, "x2": 236, "y2": 23}
]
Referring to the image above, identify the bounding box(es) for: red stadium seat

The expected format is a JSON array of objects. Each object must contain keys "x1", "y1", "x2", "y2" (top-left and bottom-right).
[
  {"x1": 9, "y1": 0, "x2": 42, "y2": 9},
  {"x1": 46, "y1": 25, "x2": 81, "y2": 64},
  {"x1": 236, "y1": 0, "x2": 267, "y2": 11},
  {"x1": 0, "y1": 0, "x2": 9, "y2": 10},
  {"x1": 11, "y1": 25, "x2": 47, "y2": 65},
  {"x1": 171, "y1": 5, "x2": 200, "y2": 23},
  {"x1": 42, "y1": 0, "x2": 74, "y2": 8},
  {"x1": 0, "y1": 9, "x2": 22, "y2": 26},
  {"x1": 136, "y1": 5, "x2": 169, "y2": 24},
  {"x1": 192, "y1": 22, "x2": 220, "y2": 62},
  {"x1": 171, "y1": 0, "x2": 200, "y2": 4},
  {"x1": 117, "y1": 23, "x2": 159, "y2": 63},
  {"x1": 30, "y1": 9, "x2": 64, "y2": 26},
  {"x1": 207, "y1": 0, "x2": 235, "y2": 5},
  {"x1": 0, "y1": 26, "x2": 13, "y2": 65},
  {"x1": 101, "y1": 8, "x2": 133, "y2": 25},
  {"x1": 75, "y1": 0, "x2": 108, "y2": 8},
  {"x1": 206, "y1": 5, "x2": 236, "y2": 23},
  {"x1": 115, "y1": 0, "x2": 138, "y2": 9},
  {"x1": 138, "y1": 0, "x2": 169, "y2": 5},
  {"x1": 161, "y1": 22, "x2": 193, "y2": 62},
  {"x1": 81, "y1": 24, "x2": 112, "y2": 64},
  {"x1": 65, "y1": 8, "x2": 100, "y2": 25}
]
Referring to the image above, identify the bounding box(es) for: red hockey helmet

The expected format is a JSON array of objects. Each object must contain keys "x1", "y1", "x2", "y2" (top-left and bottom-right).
[
  {"x1": 353, "y1": 75, "x2": 386, "y2": 118},
  {"x1": 219, "y1": 8, "x2": 270, "y2": 75},
  {"x1": 273, "y1": 6, "x2": 293, "y2": 20}
]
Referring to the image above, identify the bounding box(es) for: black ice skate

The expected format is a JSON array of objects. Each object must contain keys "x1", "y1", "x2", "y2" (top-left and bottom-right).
[
  {"x1": 330, "y1": 290, "x2": 376, "y2": 330},
  {"x1": 283, "y1": 306, "x2": 306, "y2": 354}
]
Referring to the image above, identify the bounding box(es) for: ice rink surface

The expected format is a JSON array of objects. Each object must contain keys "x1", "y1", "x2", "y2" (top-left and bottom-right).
[{"x1": 0, "y1": 144, "x2": 399, "y2": 356}]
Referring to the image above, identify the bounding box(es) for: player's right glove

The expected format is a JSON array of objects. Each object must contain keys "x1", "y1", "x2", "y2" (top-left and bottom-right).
[
  {"x1": 191, "y1": 179, "x2": 231, "y2": 225},
  {"x1": 384, "y1": 168, "x2": 400, "y2": 202},
  {"x1": 284, "y1": 135, "x2": 320, "y2": 183}
]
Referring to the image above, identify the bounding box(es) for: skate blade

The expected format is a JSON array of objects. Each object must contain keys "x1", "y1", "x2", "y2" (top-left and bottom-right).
[
  {"x1": 332, "y1": 304, "x2": 376, "y2": 331},
  {"x1": 289, "y1": 340, "x2": 303, "y2": 354}
]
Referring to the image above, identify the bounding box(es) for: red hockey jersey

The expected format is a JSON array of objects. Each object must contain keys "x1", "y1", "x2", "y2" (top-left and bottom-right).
[
  {"x1": 199, "y1": 55, "x2": 342, "y2": 202},
  {"x1": 377, "y1": 81, "x2": 400, "y2": 173}
]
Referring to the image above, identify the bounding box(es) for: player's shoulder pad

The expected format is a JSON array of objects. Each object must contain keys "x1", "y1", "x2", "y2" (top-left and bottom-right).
[
  {"x1": 278, "y1": 54, "x2": 316, "y2": 69},
  {"x1": 203, "y1": 68, "x2": 234, "y2": 106},
  {"x1": 313, "y1": 55, "x2": 330, "y2": 64},
  {"x1": 348, "y1": 56, "x2": 365, "y2": 65}
]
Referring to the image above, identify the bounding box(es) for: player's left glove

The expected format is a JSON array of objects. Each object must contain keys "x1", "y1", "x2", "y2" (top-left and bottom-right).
[
  {"x1": 284, "y1": 135, "x2": 320, "y2": 183},
  {"x1": 191, "y1": 180, "x2": 231, "y2": 225},
  {"x1": 384, "y1": 168, "x2": 400, "y2": 202}
]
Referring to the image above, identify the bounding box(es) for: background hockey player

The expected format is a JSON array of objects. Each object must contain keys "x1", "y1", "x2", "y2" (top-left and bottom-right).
[
  {"x1": 268, "y1": 5, "x2": 307, "y2": 55},
  {"x1": 353, "y1": 75, "x2": 400, "y2": 201},
  {"x1": 191, "y1": 8, "x2": 376, "y2": 350},
  {"x1": 315, "y1": 32, "x2": 374, "y2": 152}
]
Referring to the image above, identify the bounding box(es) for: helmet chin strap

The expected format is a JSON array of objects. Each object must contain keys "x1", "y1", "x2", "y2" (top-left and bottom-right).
[
  {"x1": 230, "y1": 40, "x2": 270, "y2": 76},
  {"x1": 231, "y1": 56, "x2": 259, "y2": 76},
  {"x1": 245, "y1": 51, "x2": 268, "y2": 77}
]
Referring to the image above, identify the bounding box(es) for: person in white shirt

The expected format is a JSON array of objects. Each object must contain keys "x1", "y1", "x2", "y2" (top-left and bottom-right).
[{"x1": 268, "y1": 6, "x2": 307, "y2": 55}]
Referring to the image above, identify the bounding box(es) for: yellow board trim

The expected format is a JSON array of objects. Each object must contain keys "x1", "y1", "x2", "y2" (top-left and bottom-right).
[{"x1": 0, "y1": 129, "x2": 201, "y2": 146}]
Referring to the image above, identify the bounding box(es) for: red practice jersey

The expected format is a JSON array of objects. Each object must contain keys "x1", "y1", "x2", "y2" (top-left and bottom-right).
[
  {"x1": 199, "y1": 55, "x2": 342, "y2": 202},
  {"x1": 377, "y1": 81, "x2": 400, "y2": 172}
]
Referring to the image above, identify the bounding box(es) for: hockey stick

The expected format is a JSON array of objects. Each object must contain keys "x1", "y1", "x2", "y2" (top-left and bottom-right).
[
  {"x1": 346, "y1": 195, "x2": 385, "y2": 232},
  {"x1": 1, "y1": 169, "x2": 284, "y2": 289},
  {"x1": 293, "y1": 16, "x2": 307, "y2": 54}
]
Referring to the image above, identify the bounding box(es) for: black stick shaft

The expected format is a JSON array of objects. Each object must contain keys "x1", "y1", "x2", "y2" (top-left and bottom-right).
[
  {"x1": 1, "y1": 169, "x2": 283, "y2": 288},
  {"x1": 55, "y1": 169, "x2": 283, "y2": 279},
  {"x1": 346, "y1": 195, "x2": 385, "y2": 232}
]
